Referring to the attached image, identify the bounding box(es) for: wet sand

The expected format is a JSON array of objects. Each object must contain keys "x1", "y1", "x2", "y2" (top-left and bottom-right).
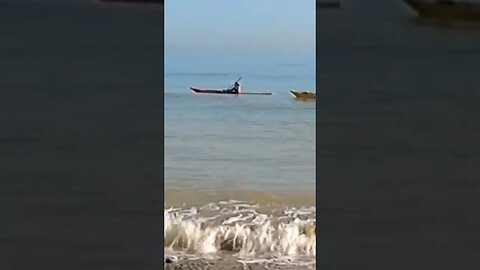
[
  {"x1": 164, "y1": 256, "x2": 315, "y2": 270},
  {"x1": 164, "y1": 189, "x2": 316, "y2": 209}
]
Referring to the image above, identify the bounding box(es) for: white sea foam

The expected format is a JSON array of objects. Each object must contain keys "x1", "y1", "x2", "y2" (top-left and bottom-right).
[{"x1": 164, "y1": 200, "x2": 315, "y2": 266}]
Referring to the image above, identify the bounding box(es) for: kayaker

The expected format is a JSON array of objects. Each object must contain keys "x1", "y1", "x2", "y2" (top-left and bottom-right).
[{"x1": 229, "y1": 81, "x2": 241, "y2": 94}]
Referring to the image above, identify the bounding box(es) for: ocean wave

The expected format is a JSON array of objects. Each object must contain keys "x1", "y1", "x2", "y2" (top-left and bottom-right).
[{"x1": 164, "y1": 200, "x2": 315, "y2": 265}]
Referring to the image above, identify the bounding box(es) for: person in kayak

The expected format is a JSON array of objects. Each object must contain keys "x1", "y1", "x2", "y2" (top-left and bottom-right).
[{"x1": 227, "y1": 81, "x2": 241, "y2": 94}]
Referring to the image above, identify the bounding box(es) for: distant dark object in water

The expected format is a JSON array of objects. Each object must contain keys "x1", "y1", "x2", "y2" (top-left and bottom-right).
[
  {"x1": 317, "y1": 0, "x2": 341, "y2": 9},
  {"x1": 402, "y1": 0, "x2": 480, "y2": 22},
  {"x1": 290, "y1": 90, "x2": 316, "y2": 100},
  {"x1": 190, "y1": 87, "x2": 272, "y2": 96},
  {"x1": 100, "y1": 0, "x2": 163, "y2": 4}
]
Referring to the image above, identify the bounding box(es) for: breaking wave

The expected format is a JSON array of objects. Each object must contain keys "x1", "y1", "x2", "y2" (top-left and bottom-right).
[{"x1": 164, "y1": 200, "x2": 316, "y2": 266}]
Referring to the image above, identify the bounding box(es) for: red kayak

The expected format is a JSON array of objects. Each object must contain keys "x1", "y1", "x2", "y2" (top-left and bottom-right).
[{"x1": 190, "y1": 87, "x2": 272, "y2": 95}]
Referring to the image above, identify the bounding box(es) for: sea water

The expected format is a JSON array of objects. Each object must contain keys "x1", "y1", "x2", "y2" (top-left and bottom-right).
[{"x1": 164, "y1": 53, "x2": 316, "y2": 266}]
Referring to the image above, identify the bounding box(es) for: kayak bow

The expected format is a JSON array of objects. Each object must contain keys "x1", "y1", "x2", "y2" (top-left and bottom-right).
[{"x1": 290, "y1": 90, "x2": 316, "y2": 100}]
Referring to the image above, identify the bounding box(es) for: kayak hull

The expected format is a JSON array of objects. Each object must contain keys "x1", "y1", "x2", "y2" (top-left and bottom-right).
[
  {"x1": 190, "y1": 87, "x2": 272, "y2": 95},
  {"x1": 290, "y1": 90, "x2": 316, "y2": 100}
]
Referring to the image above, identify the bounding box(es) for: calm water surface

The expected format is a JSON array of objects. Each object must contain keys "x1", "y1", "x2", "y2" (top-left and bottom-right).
[
  {"x1": 164, "y1": 54, "x2": 316, "y2": 267},
  {"x1": 164, "y1": 54, "x2": 316, "y2": 206}
]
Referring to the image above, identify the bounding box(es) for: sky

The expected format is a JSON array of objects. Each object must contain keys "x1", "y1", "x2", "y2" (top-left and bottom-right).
[{"x1": 165, "y1": 0, "x2": 315, "y2": 56}]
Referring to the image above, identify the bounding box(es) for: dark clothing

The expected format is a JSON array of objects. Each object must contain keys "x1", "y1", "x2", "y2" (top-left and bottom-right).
[{"x1": 226, "y1": 82, "x2": 240, "y2": 94}]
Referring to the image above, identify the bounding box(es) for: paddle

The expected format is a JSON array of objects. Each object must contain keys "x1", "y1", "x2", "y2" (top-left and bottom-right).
[{"x1": 228, "y1": 77, "x2": 242, "y2": 88}]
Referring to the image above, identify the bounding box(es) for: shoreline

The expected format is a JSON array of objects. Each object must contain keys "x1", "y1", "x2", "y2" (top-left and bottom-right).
[
  {"x1": 164, "y1": 256, "x2": 316, "y2": 270},
  {"x1": 164, "y1": 188, "x2": 316, "y2": 209}
]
